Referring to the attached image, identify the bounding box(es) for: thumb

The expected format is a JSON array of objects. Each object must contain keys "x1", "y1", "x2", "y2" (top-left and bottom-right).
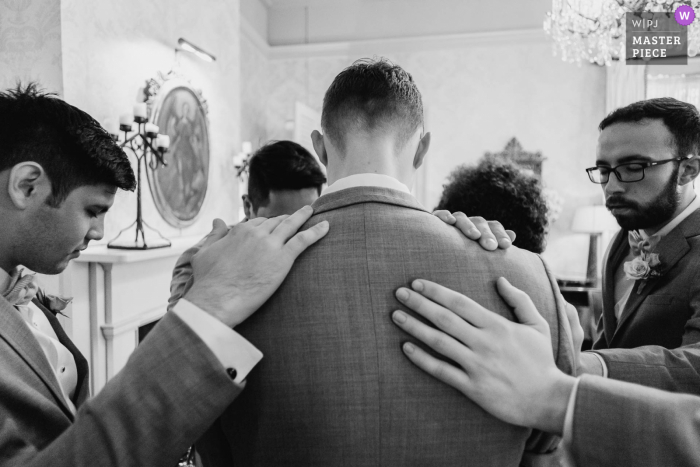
[{"x1": 496, "y1": 277, "x2": 549, "y2": 335}]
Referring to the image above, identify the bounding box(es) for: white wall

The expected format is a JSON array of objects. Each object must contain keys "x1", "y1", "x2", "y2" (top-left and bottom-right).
[
  {"x1": 60, "y1": 0, "x2": 242, "y2": 242},
  {"x1": 0, "y1": 0, "x2": 63, "y2": 94}
]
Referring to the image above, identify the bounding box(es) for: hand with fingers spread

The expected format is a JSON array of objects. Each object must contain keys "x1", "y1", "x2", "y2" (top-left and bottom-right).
[
  {"x1": 185, "y1": 205, "x2": 329, "y2": 328},
  {"x1": 432, "y1": 210, "x2": 516, "y2": 251},
  {"x1": 391, "y1": 277, "x2": 576, "y2": 435}
]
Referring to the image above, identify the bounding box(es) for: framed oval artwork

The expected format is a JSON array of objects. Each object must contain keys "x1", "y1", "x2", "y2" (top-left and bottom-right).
[{"x1": 147, "y1": 77, "x2": 210, "y2": 227}]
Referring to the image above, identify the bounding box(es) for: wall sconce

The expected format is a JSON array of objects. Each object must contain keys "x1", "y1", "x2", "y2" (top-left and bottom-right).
[{"x1": 178, "y1": 38, "x2": 216, "y2": 62}]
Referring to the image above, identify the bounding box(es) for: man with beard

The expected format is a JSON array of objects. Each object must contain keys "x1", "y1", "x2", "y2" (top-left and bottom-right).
[{"x1": 574, "y1": 98, "x2": 700, "y2": 393}]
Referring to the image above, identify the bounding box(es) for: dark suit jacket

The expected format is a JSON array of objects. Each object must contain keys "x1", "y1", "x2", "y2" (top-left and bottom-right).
[
  {"x1": 592, "y1": 209, "x2": 700, "y2": 393},
  {"x1": 572, "y1": 374, "x2": 700, "y2": 467},
  {"x1": 199, "y1": 187, "x2": 575, "y2": 467},
  {"x1": 0, "y1": 294, "x2": 241, "y2": 466}
]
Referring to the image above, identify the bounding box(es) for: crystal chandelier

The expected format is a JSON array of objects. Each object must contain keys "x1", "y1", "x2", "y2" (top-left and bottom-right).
[{"x1": 544, "y1": 0, "x2": 700, "y2": 65}]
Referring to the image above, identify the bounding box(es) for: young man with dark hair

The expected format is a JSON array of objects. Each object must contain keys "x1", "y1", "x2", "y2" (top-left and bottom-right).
[
  {"x1": 197, "y1": 58, "x2": 573, "y2": 467},
  {"x1": 242, "y1": 140, "x2": 327, "y2": 219},
  {"x1": 436, "y1": 160, "x2": 550, "y2": 254},
  {"x1": 0, "y1": 84, "x2": 332, "y2": 466},
  {"x1": 572, "y1": 98, "x2": 700, "y2": 389}
]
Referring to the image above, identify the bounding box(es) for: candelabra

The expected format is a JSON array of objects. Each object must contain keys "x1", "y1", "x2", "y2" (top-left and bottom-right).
[{"x1": 107, "y1": 107, "x2": 172, "y2": 250}]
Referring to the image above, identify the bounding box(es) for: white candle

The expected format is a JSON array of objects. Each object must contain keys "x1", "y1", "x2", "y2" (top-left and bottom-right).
[
  {"x1": 133, "y1": 103, "x2": 147, "y2": 119},
  {"x1": 119, "y1": 113, "x2": 133, "y2": 126},
  {"x1": 157, "y1": 134, "x2": 170, "y2": 149},
  {"x1": 242, "y1": 141, "x2": 253, "y2": 154},
  {"x1": 145, "y1": 123, "x2": 159, "y2": 134}
]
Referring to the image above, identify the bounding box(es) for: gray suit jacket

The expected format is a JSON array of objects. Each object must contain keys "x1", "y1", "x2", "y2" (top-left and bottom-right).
[
  {"x1": 593, "y1": 209, "x2": 700, "y2": 394},
  {"x1": 199, "y1": 187, "x2": 575, "y2": 467},
  {"x1": 0, "y1": 294, "x2": 241, "y2": 466},
  {"x1": 572, "y1": 374, "x2": 700, "y2": 466}
]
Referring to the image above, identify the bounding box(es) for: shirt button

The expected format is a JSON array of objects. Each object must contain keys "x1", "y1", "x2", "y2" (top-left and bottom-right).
[{"x1": 226, "y1": 368, "x2": 237, "y2": 380}]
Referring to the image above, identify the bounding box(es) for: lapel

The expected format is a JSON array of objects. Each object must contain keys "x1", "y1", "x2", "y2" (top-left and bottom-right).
[
  {"x1": 0, "y1": 296, "x2": 75, "y2": 419},
  {"x1": 601, "y1": 229, "x2": 628, "y2": 347},
  {"x1": 613, "y1": 209, "x2": 700, "y2": 343},
  {"x1": 312, "y1": 186, "x2": 429, "y2": 216},
  {"x1": 32, "y1": 297, "x2": 90, "y2": 406}
]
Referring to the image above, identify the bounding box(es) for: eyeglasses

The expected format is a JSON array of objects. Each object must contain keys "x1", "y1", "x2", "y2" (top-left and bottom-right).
[{"x1": 586, "y1": 155, "x2": 694, "y2": 184}]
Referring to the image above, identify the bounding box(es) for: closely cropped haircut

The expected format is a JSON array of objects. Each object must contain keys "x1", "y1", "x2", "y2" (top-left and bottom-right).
[
  {"x1": 436, "y1": 160, "x2": 549, "y2": 254},
  {"x1": 0, "y1": 83, "x2": 136, "y2": 206},
  {"x1": 321, "y1": 58, "x2": 423, "y2": 153},
  {"x1": 600, "y1": 97, "x2": 700, "y2": 159},
  {"x1": 247, "y1": 140, "x2": 327, "y2": 209}
]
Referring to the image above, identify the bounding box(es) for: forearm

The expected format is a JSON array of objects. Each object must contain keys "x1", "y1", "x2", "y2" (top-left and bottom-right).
[
  {"x1": 595, "y1": 344, "x2": 700, "y2": 394},
  {"x1": 4, "y1": 312, "x2": 241, "y2": 467},
  {"x1": 571, "y1": 374, "x2": 700, "y2": 467}
]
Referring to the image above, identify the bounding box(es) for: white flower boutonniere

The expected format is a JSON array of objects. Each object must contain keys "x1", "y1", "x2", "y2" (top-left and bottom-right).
[{"x1": 624, "y1": 252, "x2": 663, "y2": 281}]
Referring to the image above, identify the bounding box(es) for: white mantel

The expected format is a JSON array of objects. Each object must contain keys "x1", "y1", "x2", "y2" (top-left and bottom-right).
[{"x1": 52, "y1": 236, "x2": 202, "y2": 395}]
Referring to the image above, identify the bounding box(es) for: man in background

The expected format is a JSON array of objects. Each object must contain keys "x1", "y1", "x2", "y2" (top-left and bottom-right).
[
  {"x1": 169, "y1": 140, "x2": 326, "y2": 308},
  {"x1": 198, "y1": 58, "x2": 575, "y2": 467},
  {"x1": 436, "y1": 159, "x2": 550, "y2": 253}
]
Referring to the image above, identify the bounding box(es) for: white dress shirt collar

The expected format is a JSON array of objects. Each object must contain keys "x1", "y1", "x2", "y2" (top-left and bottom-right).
[
  {"x1": 321, "y1": 173, "x2": 411, "y2": 197},
  {"x1": 641, "y1": 194, "x2": 700, "y2": 239}
]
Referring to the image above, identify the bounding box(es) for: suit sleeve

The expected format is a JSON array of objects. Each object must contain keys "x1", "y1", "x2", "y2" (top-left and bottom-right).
[
  {"x1": 168, "y1": 236, "x2": 208, "y2": 311},
  {"x1": 594, "y1": 267, "x2": 700, "y2": 394},
  {"x1": 0, "y1": 311, "x2": 242, "y2": 467},
  {"x1": 571, "y1": 374, "x2": 700, "y2": 467}
]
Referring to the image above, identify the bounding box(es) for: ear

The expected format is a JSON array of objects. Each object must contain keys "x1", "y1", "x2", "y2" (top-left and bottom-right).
[
  {"x1": 311, "y1": 130, "x2": 328, "y2": 167},
  {"x1": 413, "y1": 132, "x2": 431, "y2": 170},
  {"x1": 679, "y1": 156, "x2": 700, "y2": 186},
  {"x1": 7, "y1": 162, "x2": 48, "y2": 209},
  {"x1": 242, "y1": 194, "x2": 255, "y2": 219}
]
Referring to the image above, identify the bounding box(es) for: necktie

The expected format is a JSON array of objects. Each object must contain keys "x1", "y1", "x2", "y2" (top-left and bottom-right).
[
  {"x1": 2, "y1": 268, "x2": 38, "y2": 308},
  {"x1": 628, "y1": 230, "x2": 660, "y2": 258}
]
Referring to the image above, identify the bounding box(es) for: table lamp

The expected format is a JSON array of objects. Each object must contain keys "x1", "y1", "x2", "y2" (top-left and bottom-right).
[{"x1": 571, "y1": 205, "x2": 619, "y2": 286}]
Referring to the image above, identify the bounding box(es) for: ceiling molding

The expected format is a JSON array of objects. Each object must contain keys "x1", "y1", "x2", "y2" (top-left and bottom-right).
[
  {"x1": 241, "y1": 23, "x2": 549, "y2": 61},
  {"x1": 268, "y1": 29, "x2": 549, "y2": 60}
]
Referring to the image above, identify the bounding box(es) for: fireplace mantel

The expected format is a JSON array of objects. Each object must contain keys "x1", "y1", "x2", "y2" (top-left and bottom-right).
[{"x1": 57, "y1": 236, "x2": 203, "y2": 394}]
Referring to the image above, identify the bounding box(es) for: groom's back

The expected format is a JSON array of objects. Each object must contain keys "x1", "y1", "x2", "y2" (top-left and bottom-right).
[{"x1": 208, "y1": 187, "x2": 572, "y2": 467}]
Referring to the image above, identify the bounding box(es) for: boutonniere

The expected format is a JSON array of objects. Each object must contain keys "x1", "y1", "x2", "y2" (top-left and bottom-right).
[
  {"x1": 35, "y1": 288, "x2": 73, "y2": 317},
  {"x1": 624, "y1": 252, "x2": 663, "y2": 281}
]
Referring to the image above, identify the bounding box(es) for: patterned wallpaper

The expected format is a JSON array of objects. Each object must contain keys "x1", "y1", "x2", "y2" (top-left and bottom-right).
[
  {"x1": 0, "y1": 0, "x2": 63, "y2": 93},
  {"x1": 240, "y1": 38, "x2": 608, "y2": 279},
  {"x1": 59, "y1": 0, "x2": 241, "y2": 241}
]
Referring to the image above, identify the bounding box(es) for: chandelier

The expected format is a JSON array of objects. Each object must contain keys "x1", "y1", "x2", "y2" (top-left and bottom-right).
[{"x1": 544, "y1": 0, "x2": 700, "y2": 65}]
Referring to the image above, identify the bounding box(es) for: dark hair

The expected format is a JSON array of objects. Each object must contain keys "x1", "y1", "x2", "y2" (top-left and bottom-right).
[
  {"x1": 436, "y1": 160, "x2": 549, "y2": 254},
  {"x1": 247, "y1": 140, "x2": 327, "y2": 209},
  {"x1": 321, "y1": 58, "x2": 423, "y2": 153},
  {"x1": 0, "y1": 83, "x2": 136, "y2": 206},
  {"x1": 599, "y1": 97, "x2": 700, "y2": 159}
]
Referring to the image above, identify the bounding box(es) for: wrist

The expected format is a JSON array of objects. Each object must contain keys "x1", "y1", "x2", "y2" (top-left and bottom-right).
[
  {"x1": 184, "y1": 285, "x2": 240, "y2": 328},
  {"x1": 530, "y1": 371, "x2": 577, "y2": 436}
]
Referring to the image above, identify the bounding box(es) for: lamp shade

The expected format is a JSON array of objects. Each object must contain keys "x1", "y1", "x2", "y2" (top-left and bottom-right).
[{"x1": 571, "y1": 205, "x2": 619, "y2": 234}]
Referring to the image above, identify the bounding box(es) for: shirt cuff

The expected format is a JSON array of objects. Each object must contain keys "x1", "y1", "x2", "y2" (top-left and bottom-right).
[
  {"x1": 588, "y1": 351, "x2": 609, "y2": 378},
  {"x1": 172, "y1": 299, "x2": 263, "y2": 384},
  {"x1": 561, "y1": 376, "x2": 581, "y2": 460}
]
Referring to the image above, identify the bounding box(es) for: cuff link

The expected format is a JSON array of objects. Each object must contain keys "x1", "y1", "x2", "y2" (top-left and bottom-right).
[{"x1": 226, "y1": 368, "x2": 238, "y2": 380}]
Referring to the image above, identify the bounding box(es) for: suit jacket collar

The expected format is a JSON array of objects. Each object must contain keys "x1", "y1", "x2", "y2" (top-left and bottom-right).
[
  {"x1": 0, "y1": 296, "x2": 77, "y2": 419},
  {"x1": 607, "y1": 207, "x2": 700, "y2": 345},
  {"x1": 312, "y1": 186, "x2": 429, "y2": 215}
]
